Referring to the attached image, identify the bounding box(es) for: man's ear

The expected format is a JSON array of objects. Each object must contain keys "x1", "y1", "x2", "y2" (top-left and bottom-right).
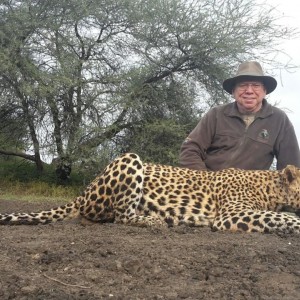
[{"x1": 283, "y1": 165, "x2": 298, "y2": 184}]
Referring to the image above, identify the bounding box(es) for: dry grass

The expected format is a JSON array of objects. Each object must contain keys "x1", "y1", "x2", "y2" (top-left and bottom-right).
[{"x1": 0, "y1": 179, "x2": 80, "y2": 202}]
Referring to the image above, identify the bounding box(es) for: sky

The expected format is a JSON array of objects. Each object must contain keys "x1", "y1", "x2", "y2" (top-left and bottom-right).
[{"x1": 263, "y1": 0, "x2": 300, "y2": 142}]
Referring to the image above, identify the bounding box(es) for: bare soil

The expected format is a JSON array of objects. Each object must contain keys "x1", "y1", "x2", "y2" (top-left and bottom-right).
[{"x1": 0, "y1": 199, "x2": 299, "y2": 300}]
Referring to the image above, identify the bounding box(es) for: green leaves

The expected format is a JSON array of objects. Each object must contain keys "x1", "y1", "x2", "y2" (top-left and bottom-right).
[{"x1": 0, "y1": 0, "x2": 295, "y2": 172}]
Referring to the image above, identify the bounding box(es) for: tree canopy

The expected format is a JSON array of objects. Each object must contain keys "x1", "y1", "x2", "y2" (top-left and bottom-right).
[{"x1": 0, "y1": 0, "x2": 296, "y2": 177}]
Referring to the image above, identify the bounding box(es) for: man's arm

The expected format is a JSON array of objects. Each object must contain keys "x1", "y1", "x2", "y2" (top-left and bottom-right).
[
  {"x1": 275, "y1": 123, "x2": 300, "y2": 170},
  {"x1": 179, "y1": 110, "x2": 216, "y2": 170}
]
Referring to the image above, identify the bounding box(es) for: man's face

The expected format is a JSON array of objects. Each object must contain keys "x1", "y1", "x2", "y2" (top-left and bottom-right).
[{"x1": 232, "y1": 80, "x2": 266, "y2": 113}]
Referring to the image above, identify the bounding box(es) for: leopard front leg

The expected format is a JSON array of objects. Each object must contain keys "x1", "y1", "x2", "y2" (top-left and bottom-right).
[{"x1": 212, "y1": 210, "x2": 300, "y2": 233}]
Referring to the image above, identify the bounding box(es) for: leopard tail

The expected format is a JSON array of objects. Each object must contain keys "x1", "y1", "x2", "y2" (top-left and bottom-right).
[{"x1": 0, "y1": 199, "x2": 80, "y2": 225}]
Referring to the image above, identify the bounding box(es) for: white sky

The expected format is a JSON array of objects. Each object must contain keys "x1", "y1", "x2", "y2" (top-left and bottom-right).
[{"x1": 264, "y1": 0, "x2": 300, "y2": 142}]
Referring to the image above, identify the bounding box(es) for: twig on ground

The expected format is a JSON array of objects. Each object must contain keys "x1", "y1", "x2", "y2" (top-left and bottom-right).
[{"x1": 43, "y1": 273, "x2": 91, "y2": 289}]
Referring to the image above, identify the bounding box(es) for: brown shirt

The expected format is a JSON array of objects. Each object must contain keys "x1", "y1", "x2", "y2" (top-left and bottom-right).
[{"x1": 179, "y1": 99, "x2": 300, "y2": 170}]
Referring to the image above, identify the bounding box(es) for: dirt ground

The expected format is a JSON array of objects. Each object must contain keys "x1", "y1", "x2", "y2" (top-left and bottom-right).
[{"x1": 0, "y1": 199, "x2": 299, "y2": 300}]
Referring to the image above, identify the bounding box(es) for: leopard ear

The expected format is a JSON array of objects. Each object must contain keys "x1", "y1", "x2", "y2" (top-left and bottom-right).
[{"x1": 283, "y1": 165, "x2": 298, "y2": 183}]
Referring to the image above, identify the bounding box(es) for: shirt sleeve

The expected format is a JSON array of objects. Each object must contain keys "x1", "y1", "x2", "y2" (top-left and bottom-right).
[{"x1": 179, "y1": 109, "x2": 216, "y2": 170}]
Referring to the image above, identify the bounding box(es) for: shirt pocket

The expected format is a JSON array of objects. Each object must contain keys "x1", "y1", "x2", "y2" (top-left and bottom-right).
[{"x1": 247, "y1": 129, "x2": 274, "y2": 147}]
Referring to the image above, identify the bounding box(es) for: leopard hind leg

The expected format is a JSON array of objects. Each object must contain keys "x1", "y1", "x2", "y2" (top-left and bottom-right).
[{"x1": 78, "y1": 153, "x2": 166, "y2": 227}]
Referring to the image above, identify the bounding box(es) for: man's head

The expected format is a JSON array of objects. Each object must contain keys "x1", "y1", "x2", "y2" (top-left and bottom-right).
[{"x1": 222, "y1": 61, "x2": 277, "y2": 113}]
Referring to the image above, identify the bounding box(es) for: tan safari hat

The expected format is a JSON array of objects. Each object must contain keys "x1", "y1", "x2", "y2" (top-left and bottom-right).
[{"x1": 223, "y1": 61, "x2": 277, "y2": 95}]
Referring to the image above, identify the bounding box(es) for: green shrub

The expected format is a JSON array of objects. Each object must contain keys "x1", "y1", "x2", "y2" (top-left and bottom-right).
[{"x1": 0, "y1": 157, "x2": 86, "y2": 201}]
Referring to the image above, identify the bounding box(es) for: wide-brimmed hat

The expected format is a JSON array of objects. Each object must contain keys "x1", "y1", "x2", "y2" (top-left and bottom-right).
[{"x1": 223, "y1": 61, "x2": 277, "y2": 95}]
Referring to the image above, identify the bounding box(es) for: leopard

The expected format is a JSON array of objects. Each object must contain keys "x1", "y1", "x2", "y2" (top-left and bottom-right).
[{"x1": 1, "y1": 152, "x2": 300, "y2": 233}]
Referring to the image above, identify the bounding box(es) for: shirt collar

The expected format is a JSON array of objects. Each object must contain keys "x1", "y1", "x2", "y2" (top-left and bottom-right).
[{"x1": 224, "y1": 99, "x2": 273, "y2": 119}]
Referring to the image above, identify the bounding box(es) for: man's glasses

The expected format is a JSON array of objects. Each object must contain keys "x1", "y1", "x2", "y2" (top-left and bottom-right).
[{"x1": 236, "y1": 82, "x2": 264, "y2": 91}]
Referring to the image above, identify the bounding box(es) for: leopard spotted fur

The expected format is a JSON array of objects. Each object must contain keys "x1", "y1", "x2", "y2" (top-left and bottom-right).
[{"x1": 1, "y1": 153, "x2": 300, "y2": 233}]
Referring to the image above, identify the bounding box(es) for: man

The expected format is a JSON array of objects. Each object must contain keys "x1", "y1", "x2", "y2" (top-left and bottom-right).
[{"x1": 179, "y1": 61, "x2": 300, "y2": 170}]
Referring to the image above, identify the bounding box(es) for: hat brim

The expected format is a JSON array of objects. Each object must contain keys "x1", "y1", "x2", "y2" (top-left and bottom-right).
[{"x1": 223, "y1": 75, "x2": 277, "y2": 95}]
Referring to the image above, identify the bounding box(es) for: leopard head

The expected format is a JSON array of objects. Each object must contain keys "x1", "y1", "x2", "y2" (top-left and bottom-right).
[{"x1": 282, "y1": 165, "x2": 300, "y2": 212}]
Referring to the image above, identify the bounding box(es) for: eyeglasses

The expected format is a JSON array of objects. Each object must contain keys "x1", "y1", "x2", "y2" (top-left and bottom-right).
[{"x1": 235, "y1": 82, "x2": 264, "y2": 91}]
